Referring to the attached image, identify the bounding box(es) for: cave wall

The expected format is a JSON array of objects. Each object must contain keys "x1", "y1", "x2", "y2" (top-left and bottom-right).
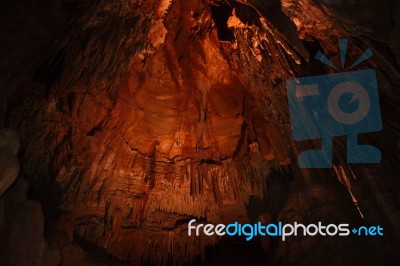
[{"x1": 1, "y1": 0, "x2": 400, "y2": 265}]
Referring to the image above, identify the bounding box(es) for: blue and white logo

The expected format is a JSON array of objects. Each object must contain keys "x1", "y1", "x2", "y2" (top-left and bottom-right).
[{"x1": 287, "y1": 39, "x2": 382, "y2": 168}]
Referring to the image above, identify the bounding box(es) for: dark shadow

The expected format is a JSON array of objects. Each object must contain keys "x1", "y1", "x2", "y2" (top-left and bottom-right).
[{"x1": 210, "y1": 4, "x2": 235, "y2": 42}]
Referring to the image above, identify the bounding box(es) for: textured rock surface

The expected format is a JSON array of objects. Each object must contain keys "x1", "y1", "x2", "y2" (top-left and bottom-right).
[{"x1": 1, "y1": 0, "x2": 400, "y2": 265}]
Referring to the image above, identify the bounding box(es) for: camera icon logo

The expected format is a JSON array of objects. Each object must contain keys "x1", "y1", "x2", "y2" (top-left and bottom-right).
[{"x1": 286, "y1": 39, "x2": 382, "y2": 168}]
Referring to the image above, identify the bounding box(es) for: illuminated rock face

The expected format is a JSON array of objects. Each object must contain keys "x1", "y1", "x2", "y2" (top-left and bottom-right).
[{"x1": 2, "y1": 0, "x2": 400, "y2": 265}]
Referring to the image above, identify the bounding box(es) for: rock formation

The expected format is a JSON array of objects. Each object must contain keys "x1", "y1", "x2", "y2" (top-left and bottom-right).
[{"x1": 1, "y1": 0, "x2": 400, "y2": 265}]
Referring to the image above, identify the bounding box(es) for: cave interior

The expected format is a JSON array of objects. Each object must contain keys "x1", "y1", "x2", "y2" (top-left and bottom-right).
[{"x1": 0, "y1": 0, "x2": 400, "y2": 265}]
